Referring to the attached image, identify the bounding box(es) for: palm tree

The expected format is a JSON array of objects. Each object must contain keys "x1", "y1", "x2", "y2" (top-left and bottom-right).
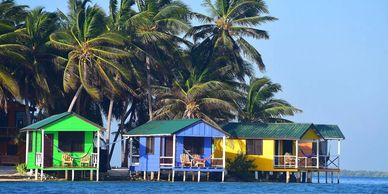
[
  {"x1": 128, "y1": 0, "x2": 191, "y2": 120},
  {"x1": 50, "y1": 2, "x2": 131, "y2": 168},
  {"x1": 14, "y1": 8, "x2": 62, "y2": 124},
  {"x1": 0, "y1": 0, "x2": 28, "y2": 26},
  {"x1": 153, "y1": 69, "x2": 240, "y2": 125},
  {"x1": 187, "y1": 0, "x2": 277, "y2": 80},
  {"x1": 0, "y1": 21, "x2": 22, "y2": 110},
  {"x1": 239, "y1": 77, "x2": 302, "y2": 123}
]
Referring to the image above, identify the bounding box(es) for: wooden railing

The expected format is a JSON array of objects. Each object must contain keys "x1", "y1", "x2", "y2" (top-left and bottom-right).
[
  {"x1": 91, "y1": 153, "x2": 98, "y2": 167},
  {"x1": 160, "y1": 156, "x2": 174, "y2": 167},
  {"x1": 274, "y1": 155, "x2": 340, "y2": 169},
  {"x1": 36, "y1": 153, "x2": 42, "y2": 167}
]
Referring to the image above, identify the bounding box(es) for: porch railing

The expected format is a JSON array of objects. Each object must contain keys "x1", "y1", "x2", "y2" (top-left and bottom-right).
[
  {"x1": 319, "y1": 155, "x2": 340, "y2": 169},
  {"x1": 160, "y1": 156, "x2": 174, "y2": 167},
  {"x1": 36, "y1": 152, "x2": 43, "y2": 167},
  {"x1": 211, "y1": 158, "x2": 223, "y2": 168},
  {"x1": 91, "y1": 153, "x2": 98, "y2": 167},
  {"x1": 129, "y1": 154, "x2": 140, "y2": 167},
  {"x1": 273, "y1": 155, "x2": 340, "y2": 169}
]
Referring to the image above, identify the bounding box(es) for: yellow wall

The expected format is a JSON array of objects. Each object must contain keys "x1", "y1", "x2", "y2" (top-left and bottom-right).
[
  {"x1": 302, "y1": 129, "x2": 320, "y2": 140},
  {"x1": 214, "y1": 139, "x2": 296, "y2": 172}
]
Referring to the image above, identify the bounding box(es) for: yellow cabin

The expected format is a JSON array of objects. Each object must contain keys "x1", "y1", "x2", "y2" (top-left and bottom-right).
[{"x1": 214, "y1": 123, "x2": 344, "y2": 181}]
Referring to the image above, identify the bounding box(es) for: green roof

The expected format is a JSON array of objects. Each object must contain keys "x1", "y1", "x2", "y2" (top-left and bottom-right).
[
  {"x1": 126, "y1": 119, "x2": 201, "y2": 136},
  {"x1": 315, "y1": 124, "x2": 345, "y2": 139},
  {"x1": 222, "y1": 123, "x2": 315, "y2": 139},
  {"x1": 21, "y1": 112, "x2": 103, "y2": 131},
  {"x1": 22, "y1": 112, "x2": 71, "y2": 130}
]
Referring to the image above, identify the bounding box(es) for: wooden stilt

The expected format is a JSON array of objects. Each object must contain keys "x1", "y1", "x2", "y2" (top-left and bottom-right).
[
  {"x1": 331, "y1": 172, "x2": 333, "y2": 184},
  {"x1": 151, "y1": 172, "x2": 154, "y2": 180},
  {"x1": 265, "y1": 172, "x2": 269, "y2": 181},
  {"x1": 255, "y1": 171, "x2": 258, "y2": 180},
  {"x1": 90, "y1": 170, "x2": 93, "y2": 181},
  {"x1": 337, "y1": 172, "x2": 340, "y2": 184},
  {"x1": 40, "y1": 169, "x2": 43, "y2": 181},
  {"x1": 144, "y1": 171, "x2": 146, "y2": 180},
  {"x1": 183, "y1": 171, "x2": 186, "y2": 182},
  {"x1": 71, "y1": 170, "x2": 74, "y2": 181},
  {"x1": 172, "y1": 170, "x2": 175, "y2": 182},
  {"x1": 192, "y1": 172, "x2": 195, "y2": 181},
  {"x1": 206, "y1": 172, "x2": 210, "y2": 181},
  {"x1": 318, "y1": 171, "x2": 320, "y2": 183},
  {"x1": 286, "y1": 171, "x2": 290, "y2": 183},
  {"x1": 168, "y1": 171, "x2": 171, "y2": 181},
  {"x1": 35, "y1": 169, "x2": 38, "y2": 180},
  {"x1": 307, "y1": 172, "x2": 312, "y2": 183},
  {"x1": 325, "y1": 172, "x2": 328, "y2": 184},
  {"x1": 197, "y1": 171, "x2": 201, "y2": 182},
  {"x1": 221, "y1": 171, "x2": 225, "y2": 182},
  {"x1": 157, "y1": 171, "x2": 160, "y2": 181}
]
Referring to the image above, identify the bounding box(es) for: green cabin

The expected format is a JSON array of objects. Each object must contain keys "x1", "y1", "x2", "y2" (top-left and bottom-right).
[{"x1": 21, "y1": 112, "x2": 104, "y2": 181}]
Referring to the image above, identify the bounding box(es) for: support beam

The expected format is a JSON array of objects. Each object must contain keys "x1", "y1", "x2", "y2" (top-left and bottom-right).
[
  {"x1": 172, "y1": 170, "x2": 175, "y2": 182},
  {"x1": 151, "y1": 172, "x2": 154, "y2": 180},
  {"x1": 286, "y1": 171, "x2": 290, "y2": 183},
  {"x1": 129, "y1": 138, "x2": 133, "y2": 169},
  {"x1": 316, "y1": 140, "x2": 320, "y2": 169},
  {"x1": 41, "y1": 130, "x2": 44, "y2": 169},
  {"x1": 96, "y1": 131, "x2": 100, "y2": 182},
  {"x1": 197, "y1": 171, "x2": 200, "y2": 182},
  {"x1": 183, "y1": 171, "x2": 186, "y2": 182},
  {"x1": 143, "y1": 171, "x2": 146, "y2": 180},
  {"x1": 317, "y1": 171, "x2": 320, "y2": 183},
  {"x1": 222, "y1": 171, "x2": 225, "y2": 182},
  {"x1": 325, "y1": 172, "x2": 328, "y2": 184},
  {"x1": 35, "y1": 169, "x2": 38, "y2": 180},
  {"x1": 206, "y1": 172, "x2": 210, "y2": 181},
  {"x1": 72, "y1": 169, "x2": 74, "y2": 181},
  {"x1": 90, "y1": 170, "x2": 93, "y2": 181},
  {"x1": 157, "y1": 171, "x2": 160, "y2": 181},
  {"x1": 255, "y1": 171, "x2": 258, "y2": 180},
  {"x1": 25, "y1": 131, "x2": 29, "y2": 164},
  {"x1": 295, "y1": 140, "x2": 299, "y2": 169},
  {"x1": 40, "y1": 169, "x2": 43, "y2": 181},
  {"x1": 172, "y1": 135, "x2": 176, "y2": 169},
  {"x1": 65, "y1": 170, "x2": 68, "y2": 180},
  {"x1": 331, "y1": 172, "x2": 334, "y2": 184},
  {"x1": 337, "y1": 172, "x2": 340, "y2": 184}
]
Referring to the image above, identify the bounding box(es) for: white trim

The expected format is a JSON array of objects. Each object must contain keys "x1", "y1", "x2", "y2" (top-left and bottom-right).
[
  {"x1": 337, "y1": 140, "x2": 341, "y2": 155},
  {"x1": 41, "y1": 130, "x2": 44, "y2": 168},
  {"x1": 316, "y1": 139, "x2": 320, "y2": 168},
  {"x1": 295, "y1": 140, "x2": 299, "y2": 169},
  {"x1": 25, "y1": 131, "x2": 29, "y2": 164},
  {"x1": 172, "y1": 134, "x2": 176, "y2": 168},
  {"x1": 96, "y1": 131, "x2": 100, "y2": 182},
  {"x1": 129, "y1": 138, "x2": 133, "y2": 168}
]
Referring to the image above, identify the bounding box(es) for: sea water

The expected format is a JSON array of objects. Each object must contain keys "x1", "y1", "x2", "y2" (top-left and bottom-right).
[{"x1": 0, "y1": 176, "x2": 387, "y2": 193}]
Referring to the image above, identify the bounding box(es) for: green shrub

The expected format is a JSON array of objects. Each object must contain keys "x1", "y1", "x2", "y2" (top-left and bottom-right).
[
  {"x1": 16, "y1": 163, "x2": 27, "y2": 175},
  {"x1": 226, "y1": 154, "x2": 256, "y2": 181}
]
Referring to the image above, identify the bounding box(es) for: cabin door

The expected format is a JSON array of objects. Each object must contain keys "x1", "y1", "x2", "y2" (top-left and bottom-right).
[{"x1": 44, "y1": 134, "x2": 54, "y2": 167}]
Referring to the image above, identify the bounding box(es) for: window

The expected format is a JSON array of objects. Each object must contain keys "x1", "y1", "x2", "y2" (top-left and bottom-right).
[
  {"x1": 146, "y1": 137, "x2": 155, "y2": 154},
  {"x1": 58, "y1": 132, "x2": 84, "y2": 152},
  {"x1": 246, "y1": 139, "x2": 263, "y2": 155},
  {"x1": 15, "y1": 112, "x2": 25, "y2": 128},
  {"x1": 184, "y1": 137, "x2": 204, "y2": 155}
]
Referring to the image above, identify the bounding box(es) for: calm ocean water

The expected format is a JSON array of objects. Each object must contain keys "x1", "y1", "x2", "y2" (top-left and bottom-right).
[{"x1": 0, "y1": 176, "x2": 387, "y2": 193}]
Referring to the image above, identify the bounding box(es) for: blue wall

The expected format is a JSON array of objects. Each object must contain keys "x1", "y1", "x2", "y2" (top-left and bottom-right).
[
  {"x1": 175, "y1": 122, "x2": 225, "y2": 137},
  {"x1": 139, "y1": 137, "x2": 160, "y2": 172}
]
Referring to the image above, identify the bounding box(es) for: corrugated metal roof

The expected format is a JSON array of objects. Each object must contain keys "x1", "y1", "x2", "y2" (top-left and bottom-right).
[
  {"x1": 126, "y1": 119, "x2": 202, "y2": 136},
  {"x1": 21, "y1": 112, "x2": 71, "y2": 130},
  {"x1": 222, "y1": 123, "x2": 315, "y2": 139},
  {"x1": 21, "y1": 112, "x2": 104, "y2": 131},
  {"x1": 315, "y1": 124, "x2": 345, "y2": 139}
]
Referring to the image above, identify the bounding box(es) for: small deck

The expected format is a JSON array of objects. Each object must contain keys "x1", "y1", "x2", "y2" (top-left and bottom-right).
[
  {"x1": 37, "y1": 166, "x2": 97, "y2": 171},
  {"x1": 164, "y1": 166, "x2": 224, "y2": 172}
]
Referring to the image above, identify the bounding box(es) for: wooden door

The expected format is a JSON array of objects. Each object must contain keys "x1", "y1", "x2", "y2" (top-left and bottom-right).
[{"x1": 44, "y1": 134, "x2": 53, "y2": 167}]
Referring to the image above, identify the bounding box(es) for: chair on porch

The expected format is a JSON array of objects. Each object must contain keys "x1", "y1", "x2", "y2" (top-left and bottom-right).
[
  {"x1": 192, "y1": 154, "x2": 205, "y2": 167},
  {"x1": 62, "y1": 153, "x2": 73, "y2": 167},
  {"x1": 180, "y1": 153, "x2": 192, "y2": 167},
  {"x1": 80, "y1": 155, "x2": 90, "y2": 167},
  {"x1": 284, "y1": 152, "x2": 295, "y2": 167}
]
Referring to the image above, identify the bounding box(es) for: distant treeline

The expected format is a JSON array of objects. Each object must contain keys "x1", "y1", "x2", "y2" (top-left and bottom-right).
[{"x1": 341, "y1": 170, "x2": 388, "y2": 177}]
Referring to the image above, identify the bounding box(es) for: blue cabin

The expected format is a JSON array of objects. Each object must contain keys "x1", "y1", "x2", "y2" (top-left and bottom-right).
[{"x1": 123, "y1": 119, "x2": 229, "y2": 182}]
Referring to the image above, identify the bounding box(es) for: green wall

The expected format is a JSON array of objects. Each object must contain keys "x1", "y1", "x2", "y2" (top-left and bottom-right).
[{"x1": 26, "y1": 115, "x2": 99, "y2": 169}]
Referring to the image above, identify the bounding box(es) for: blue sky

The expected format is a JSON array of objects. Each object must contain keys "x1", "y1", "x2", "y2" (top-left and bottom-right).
[{"x1": 17, "y1": 0, "x2": 388, "y2": 171}]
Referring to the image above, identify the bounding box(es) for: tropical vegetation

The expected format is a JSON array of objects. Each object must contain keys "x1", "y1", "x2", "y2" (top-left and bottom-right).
[{"x1": 0, "y1": 0, "x2": 301, "y2": 167}]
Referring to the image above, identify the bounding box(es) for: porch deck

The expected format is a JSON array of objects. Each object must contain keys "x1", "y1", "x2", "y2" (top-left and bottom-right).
[
  {"x1": 37, "y1": 166, "x2": 97, "y2": 171},
  {"x1": 162, "y1": 166, "x2": 224, "y2": 172}
]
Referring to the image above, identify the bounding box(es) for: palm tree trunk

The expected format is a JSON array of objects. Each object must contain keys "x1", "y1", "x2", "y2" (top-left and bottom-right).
[
  {"x1": 106, "y1": 98, "x2": 114, "y2": 168},
  {"x1": 24, "y1": 79, "x2": 31, "y2": 125},
  {"x1": 108, "y1": 101, "x2": 135, "y2": 164},
  {"x1": 67, "y1": 85, "x2": 83, "y2": 112},
  {"x1": 146, "y1": 57, "x2": 153, "y2": 120}
]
